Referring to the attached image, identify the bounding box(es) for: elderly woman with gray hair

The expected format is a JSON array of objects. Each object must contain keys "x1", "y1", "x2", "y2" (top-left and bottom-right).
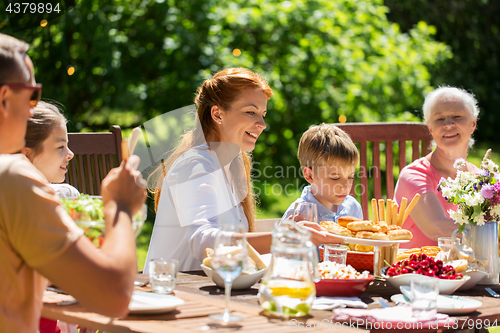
[{"x1": 394, "y1": 86, "x2": 479, "y2": 248}]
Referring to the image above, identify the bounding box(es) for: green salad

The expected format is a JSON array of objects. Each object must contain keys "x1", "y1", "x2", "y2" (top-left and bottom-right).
[
  {"x1": 62, "y1": 195, "x2": 105, "y2": 247},
  {"x1": 62, "y1": 195, "x2": 147, "y2": 246},
  {"x1": 62, "y1": 195, "x2": 104, "y2": 222}
]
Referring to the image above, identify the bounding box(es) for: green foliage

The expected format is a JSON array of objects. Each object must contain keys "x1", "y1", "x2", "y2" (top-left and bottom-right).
[
  {"x1": 384, "y1": 0, "x2": 500, "y2": 142},
  {"x1": 3, "y1": 0, "x2": 449, "y2": 209}
]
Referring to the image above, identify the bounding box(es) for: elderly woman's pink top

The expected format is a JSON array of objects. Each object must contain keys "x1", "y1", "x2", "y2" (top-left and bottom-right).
[{"x1": 394, "y1": 157, "x2": 457, "y2": 248}]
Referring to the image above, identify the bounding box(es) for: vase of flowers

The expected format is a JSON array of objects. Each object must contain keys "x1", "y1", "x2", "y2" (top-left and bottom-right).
[{"x1": 438, "y1": 149, "x2": 500, "y2": 285}]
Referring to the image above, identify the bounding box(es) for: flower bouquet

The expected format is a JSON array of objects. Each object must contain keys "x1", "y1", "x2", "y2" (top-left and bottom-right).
[{"x1": 438, "y1": 149, "x2": 500, "y2": 233}]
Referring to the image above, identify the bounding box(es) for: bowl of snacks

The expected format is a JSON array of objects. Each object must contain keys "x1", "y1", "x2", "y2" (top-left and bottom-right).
[
  {"x1": 201, "y1": 244, "x2": 267, "y2": 290},
  {"x1": 315, "y1": 261, "x2": 374, "y2": 297},
  {"x1": 382, "y1": 253, "x2": 470, "y2": 295}
]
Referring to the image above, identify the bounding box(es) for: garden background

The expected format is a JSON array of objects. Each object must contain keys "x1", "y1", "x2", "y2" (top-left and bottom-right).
[{"x1": 2, "y1": 0, "x2": 500, "y2": 268}]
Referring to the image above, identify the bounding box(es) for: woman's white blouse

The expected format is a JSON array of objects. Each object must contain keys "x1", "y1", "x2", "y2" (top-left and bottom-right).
[{"x1": 144, "y1": 146, "x2": 248, "y2": 272}]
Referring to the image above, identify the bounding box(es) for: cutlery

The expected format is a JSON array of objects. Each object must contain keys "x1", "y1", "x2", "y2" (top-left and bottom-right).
[
  {"x1": 486, "y1": 287, "x2": 500, "y2": 298},
  {"x1": 57, "y1": 300, "x2": 78, "y2": 306},
  {"x1": 375, "y1": 297, "x2": 391, "y2": 308},
  {"x1": 134, "y1": 280, "x2": 149, "y2": 287},
  {"x1": 46, "y1": 286, "x2": 66, "y2": 294}
]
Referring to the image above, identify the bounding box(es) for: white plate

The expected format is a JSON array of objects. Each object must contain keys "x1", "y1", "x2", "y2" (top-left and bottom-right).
[
  {"x1": 391, "y1": 293, "x2": 482, "y2": 315},
  {"x1": 128, "y1": 291, "x2": 185, "y2": 314},
  {"x1": 334, "y1": 235, "x2": 410, "y2": 247}
]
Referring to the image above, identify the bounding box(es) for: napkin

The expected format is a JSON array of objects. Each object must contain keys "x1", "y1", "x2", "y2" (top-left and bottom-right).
[
  {"x1": 312, "y1": 296, "x2": 367, "y2": 310},
  {"x1": 333, "y1": 305, "x2": 456, "y2": 328}
]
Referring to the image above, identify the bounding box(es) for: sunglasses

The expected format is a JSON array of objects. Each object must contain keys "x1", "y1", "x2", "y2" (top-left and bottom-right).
[{"x1": 6, "y1": 83, "x2": 42, "y2": 108}]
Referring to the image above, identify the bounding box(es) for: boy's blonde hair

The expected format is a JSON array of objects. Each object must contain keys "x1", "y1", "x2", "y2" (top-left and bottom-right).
[{"x1": 298, "y1": 123, "x2": 359, "y2": 171}]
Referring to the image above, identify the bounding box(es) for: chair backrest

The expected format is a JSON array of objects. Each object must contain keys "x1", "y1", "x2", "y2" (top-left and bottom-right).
[
  {"x1": 336, "y1": 122, "x2": 432, "y2": 219},
  {"x1": 65, "y1": 125, "x2": 123, "y2": 195}
]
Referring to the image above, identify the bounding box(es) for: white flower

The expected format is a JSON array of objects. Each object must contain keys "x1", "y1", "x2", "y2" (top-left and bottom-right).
[
  {"x1": 442, "y1": 187, "x2": 453, "y2": 199},
  {"x1": 449, "y1": 209, "x2": 468, "y2": 224},
  {"x1": 474, "y1": 192, "x2": 485, "y2": 205},
  {"x1": 465, "y1": 194, "x2": 479, "y2": 206},
  {"x1": 491, "y1": 204, "x2": 500, "y2": 216},
  {"x1": 474, "y1": 213, "x2": 486, "y2": 226}
]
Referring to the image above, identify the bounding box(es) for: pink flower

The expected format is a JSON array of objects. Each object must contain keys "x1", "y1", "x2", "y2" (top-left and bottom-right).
[{"x1": 481, "y1": 184, "x2": 495, "y2": 199}]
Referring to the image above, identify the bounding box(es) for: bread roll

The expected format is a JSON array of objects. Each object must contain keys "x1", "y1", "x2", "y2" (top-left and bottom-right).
[
  {"x1": 202, "y1": 257, "x2": 212, "y2": 268},
  {"x1": 247, "y1": 242, "x2": 267, "y2": 270},
  {"x1": 320, "y1": 221, "x2": 353, "y2": 237},
  {"x1": 446, "y1": 259, "x2": 469, "y2": 273},
  {"x1": 356, "y1": 231, "x2": 389, "y2": 240},
  {"x1": 337, "y1": 216, "x2": 361, "y2": 228},
  {"x1": 375, "y1": 221, "x2": 388, "y2": 233},
  {"x1": 387, "y1": 229, "x2": 413, "y2": 240},
  {"x1": 387, "y1": 224, "x2": 402, "y2": 232},
  {"x1": 354, "y1": 244, "x2": 374, "y2": 252},
  {"x1": 346, "y1": 220, "x2": 380, "y2": 232},
  {"x1": 205, "y1": 248, "x2": 214, "y2": 257}
]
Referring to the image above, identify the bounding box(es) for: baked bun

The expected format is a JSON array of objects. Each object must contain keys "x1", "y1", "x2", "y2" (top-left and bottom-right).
[
  {"x1": 202, "y1": 257, "x2": 212, "y2": 268},
  {"x1": 356, "y1": 231, "x2": 389, "y2": 240},
  {"x1": 320, "y1": 221, "x2": 353, "y2": 237},
  {"x1": 387, "y1": 229, "x2": 413, "y2": 240},
  {"x1": 347, "y1": 221, "x2": 380, "y2": 232},
  {"x1": 387, "y1": 225, "x2": 402, "y2": 232},
  {"x1": 205, "y1": 248, "x2": 214, "y2": 258},
  {"x1": 374, "y1": 221, "x2": 388, "y2": 233},
  {"x1": 354, "y1": 244, "x2": 374, "y2": 252},
  {"x1": 337, "y1": 216, "x2": 361, "y2": 228}
]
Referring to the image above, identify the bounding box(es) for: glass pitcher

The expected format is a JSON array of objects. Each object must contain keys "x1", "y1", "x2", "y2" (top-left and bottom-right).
[{"x1": 258, "y1": 218, "x2": 319, "y2": 317}]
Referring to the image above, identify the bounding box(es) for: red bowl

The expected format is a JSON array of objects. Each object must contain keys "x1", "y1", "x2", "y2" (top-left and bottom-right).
[{"x1": 315, "y1": 275, "x2": 375, "y2": 297}]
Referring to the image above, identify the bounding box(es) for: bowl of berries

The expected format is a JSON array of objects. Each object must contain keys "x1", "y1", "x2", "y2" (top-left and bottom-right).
[{"x1": 382, "y1": 253, "x2": 470, "y2": 295}]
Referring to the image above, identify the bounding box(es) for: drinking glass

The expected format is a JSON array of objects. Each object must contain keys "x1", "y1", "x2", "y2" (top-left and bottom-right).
[
  {"x1": 323, "y1": 244, "x2": 348, "y2": 264},
  {"x1": 410, "y1": 279, "x2": 438, "y2": 320},
  {"x1": 149, "y1": 258, "x2": 178, "y2": 294},
  {"x1": 291, "y1": 202, "x2": 318, "y2": 224},
  {"x1": 209, "y1": 224, "x2": 247, "y2": 323},
  {"x1": 437, "y1": 237, "x2": 460, "y2": 252}
]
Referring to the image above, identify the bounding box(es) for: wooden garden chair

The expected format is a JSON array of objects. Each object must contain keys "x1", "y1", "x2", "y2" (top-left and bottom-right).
[
  {"x1": 65, "y1": 125, "x2": 123, "y2": 195},
  {"x1": 336, "y1": 122, "x2": 432, "y2": 219}
]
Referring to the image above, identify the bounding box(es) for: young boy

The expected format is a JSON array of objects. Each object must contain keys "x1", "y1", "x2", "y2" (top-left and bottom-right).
[{"x1": 283, "y1": 123, "x2": 363, "y2": 222}]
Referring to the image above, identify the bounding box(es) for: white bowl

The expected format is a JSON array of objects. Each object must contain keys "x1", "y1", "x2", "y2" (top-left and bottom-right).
[
  {"x1": 381, "y1": 267, "x2": 471, "y2": 295},
  {"x1": 201, "y1": 264, "x2": 266, "y2": 290},
  {"x1": 457, "y1": 270, "x2": 487, "y2": 291}
]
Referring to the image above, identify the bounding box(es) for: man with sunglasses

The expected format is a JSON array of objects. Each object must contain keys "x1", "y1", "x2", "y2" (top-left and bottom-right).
[{"x1": 0, "y1": 33, "x2": 147, "y2": 332}]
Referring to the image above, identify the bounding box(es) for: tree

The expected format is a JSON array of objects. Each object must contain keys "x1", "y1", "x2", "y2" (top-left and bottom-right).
[
  {"x1": 3, "y1": 0, "x2": 450, "y2": 208},
  {"x1": 384, "y1": 0, "x2": 500, "y2": 142}
]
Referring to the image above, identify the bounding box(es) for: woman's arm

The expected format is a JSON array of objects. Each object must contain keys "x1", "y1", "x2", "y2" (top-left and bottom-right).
[{"x1": 408, "y1": 192, "x2": 457, "y2": 241}]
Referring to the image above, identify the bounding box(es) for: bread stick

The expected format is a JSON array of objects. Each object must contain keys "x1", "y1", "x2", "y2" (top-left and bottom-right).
[
  {"x1": 385, "y1": 199, "x2": 392, "y2": 225},
  {"x1": 402, "y1": 194, "x2": 420, "y2": 226},
  {"x1": 391, "y1": 201, "x2": 398, "y2": 227},
  {"x1": 378, "y1": 199, "x2": 385, "y2": 222},
  {"x1": 121, "y1": 139, "x2": 130, "y2": 161},
  {"x1": 372, "y1": 198, "x2": 379, "y2": 222},
  {"x1": 397, "y1": 197, "x2": 408, "y2": 227}
]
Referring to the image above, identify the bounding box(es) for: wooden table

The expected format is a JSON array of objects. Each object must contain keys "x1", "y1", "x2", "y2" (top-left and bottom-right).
[{"x1": 42, "y1": 271, "x2": 500, "y2": 333}]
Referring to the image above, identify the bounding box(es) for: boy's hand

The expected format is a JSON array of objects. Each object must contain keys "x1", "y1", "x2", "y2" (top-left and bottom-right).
[
  {"x1": 297, "y1": 221, "x2": 344, "y2": 246},
  {"x1": 101, "y1": 155, "x2": 147, "y2": 217}
]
